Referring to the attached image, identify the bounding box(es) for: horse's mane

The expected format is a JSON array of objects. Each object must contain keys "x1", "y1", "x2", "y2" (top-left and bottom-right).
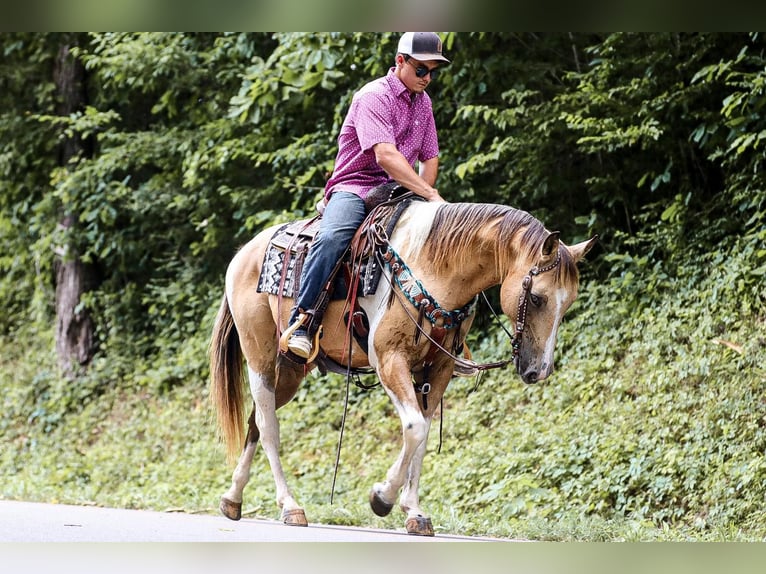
[{"x1": 423, "y1": 203, "x2": 579, "y2": 283}]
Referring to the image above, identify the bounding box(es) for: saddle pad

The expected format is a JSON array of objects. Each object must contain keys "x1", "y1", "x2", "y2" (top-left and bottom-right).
[
  {"x1": 256, "y1": 225, "x2": 302, "y2": 297},
  {"x1": 256, "y1": 198, "x2": 413, "y2": 299},
  {"x1": 256, "y1": 235, "x2": 381, "y2": 299}
]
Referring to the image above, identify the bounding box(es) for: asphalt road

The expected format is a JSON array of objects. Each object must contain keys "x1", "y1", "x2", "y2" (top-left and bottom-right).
[
  {"x1": 0, "y1": 500, "x2": 508, "y2": 542},
  {"x1": 4, "y1": 502, "x2": 739, "y2": 574}
]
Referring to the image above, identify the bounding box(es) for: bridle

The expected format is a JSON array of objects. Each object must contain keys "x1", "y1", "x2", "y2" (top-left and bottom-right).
[{"x1": 511, "y1": 251, "x2": 561, "y2": 361}]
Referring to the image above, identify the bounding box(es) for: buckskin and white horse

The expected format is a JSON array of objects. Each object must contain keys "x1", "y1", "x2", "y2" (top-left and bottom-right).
[{"x1": 210, "y1": 197, "x2": 596, "y2": 535}]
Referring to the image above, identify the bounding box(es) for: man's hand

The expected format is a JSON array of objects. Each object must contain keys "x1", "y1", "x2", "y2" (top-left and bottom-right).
[
  {"x1": 424, "y1": 187, "x2": 446, "y2": 202},
  {"x1": 374, "y1": 143, "x2": 445, "y2": 202}
]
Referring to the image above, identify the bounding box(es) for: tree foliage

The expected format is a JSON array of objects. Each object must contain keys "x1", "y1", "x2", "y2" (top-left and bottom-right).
[{"x1": 3, "y1": 32, "x2": 764, "y2": 343}]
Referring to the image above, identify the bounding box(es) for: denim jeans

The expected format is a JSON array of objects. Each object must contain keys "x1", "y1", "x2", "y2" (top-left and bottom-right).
[{"x1": 291, "y1": 191, "x2": 367, "y2": 325}]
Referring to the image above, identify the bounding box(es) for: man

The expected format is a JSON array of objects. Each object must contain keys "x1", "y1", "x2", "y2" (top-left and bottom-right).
[{"x1": 282, "y1": 32, "x2": 450, "y2": 360}]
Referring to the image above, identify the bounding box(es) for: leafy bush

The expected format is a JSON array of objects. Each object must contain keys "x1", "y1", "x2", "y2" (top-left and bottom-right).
[{"x1": 1, "y1": 217, "x2": 764, "y2": 540}]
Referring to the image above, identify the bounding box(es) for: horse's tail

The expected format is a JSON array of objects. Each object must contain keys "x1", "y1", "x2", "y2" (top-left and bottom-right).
[{"x1": 209, "y1": 294, "x2": 246, "y2": 464}]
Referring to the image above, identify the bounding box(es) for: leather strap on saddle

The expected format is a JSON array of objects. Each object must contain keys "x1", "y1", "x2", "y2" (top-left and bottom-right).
[
  {"x1": 341, "y1": 193, "x2": 418, "y2": 358},
  {"x1": 275, "y1": 215, "x2": 320, "y2": 345}
]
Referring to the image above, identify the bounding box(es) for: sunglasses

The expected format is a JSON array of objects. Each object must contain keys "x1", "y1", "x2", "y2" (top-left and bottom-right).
[{"x1": 405, "y1": 57, "x2": 439, "y2": 80}]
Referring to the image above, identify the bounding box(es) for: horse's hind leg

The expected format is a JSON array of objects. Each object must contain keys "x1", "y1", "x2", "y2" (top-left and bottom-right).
[
  {"x1": 220, "y1": 362, "x2": 307, "y2": 525},
  {"x1": 253, "y1": 359, "x2": 308, "y2": 526},
  {"x1": 220, "y1": 408, "x2": 259, "y2": 521}
]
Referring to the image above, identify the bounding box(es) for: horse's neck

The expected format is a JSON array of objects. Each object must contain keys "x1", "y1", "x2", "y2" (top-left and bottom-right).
[
  {"x1": 389, "y1": 201, "x2": 438, "y2": 258},
  {"x1": 390, "y1": 202, "x2": 504, "y2": 308}
]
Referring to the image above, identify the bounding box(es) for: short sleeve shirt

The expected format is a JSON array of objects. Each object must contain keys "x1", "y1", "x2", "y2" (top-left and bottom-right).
[{"x1": 324, "y1": 67, "x2": 439, "y2": 199}]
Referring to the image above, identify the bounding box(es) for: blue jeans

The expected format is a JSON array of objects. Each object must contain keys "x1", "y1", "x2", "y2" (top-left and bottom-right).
[{"x1": 291, "y1": 191, "x2": 367, "y2": 325}]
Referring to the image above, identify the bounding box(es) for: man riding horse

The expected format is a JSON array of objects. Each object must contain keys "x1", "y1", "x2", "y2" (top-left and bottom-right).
[
  {"x1": 208, "y1": 32, "x2": 599, "y2": 535},
  {"x1": 281, "y1": 32, "x2": 451, "y2": 360}
]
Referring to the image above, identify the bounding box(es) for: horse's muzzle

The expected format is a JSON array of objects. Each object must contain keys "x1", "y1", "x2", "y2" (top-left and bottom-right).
[
  {"x1": 520, "y1": 361, "x2": 553, "y2": 384},
  {"x1": 521, "y1": 369, "x2": 540, "y2": 385}
]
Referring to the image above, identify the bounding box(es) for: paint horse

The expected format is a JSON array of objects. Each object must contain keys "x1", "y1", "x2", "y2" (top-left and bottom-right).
[{"x1": 210, "y1": 199, "x2": 597, "y2": 535}]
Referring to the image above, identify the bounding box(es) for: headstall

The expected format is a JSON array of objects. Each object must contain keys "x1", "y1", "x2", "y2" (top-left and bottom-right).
[{"x1": 511, "y1": 251, "x2": 561, "y2": 360}]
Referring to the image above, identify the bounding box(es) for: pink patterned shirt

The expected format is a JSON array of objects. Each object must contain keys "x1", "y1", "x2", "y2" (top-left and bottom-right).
[{"x1": 324, "y1": 67, "x2": 440, "y2": 199}]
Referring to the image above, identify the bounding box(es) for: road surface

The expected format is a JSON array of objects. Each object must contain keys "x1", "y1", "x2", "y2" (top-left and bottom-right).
[{"x1": 0, "y1": 500, "x2": 508, "y2": 542}]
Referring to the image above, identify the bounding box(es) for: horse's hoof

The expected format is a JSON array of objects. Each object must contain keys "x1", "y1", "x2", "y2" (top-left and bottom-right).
[
  {"x1": 219, "y1": 497, "x2": 242, "y2": 521},
  {"x1": 369, "y1": 489, "x2": 394, "y2": 517},
  {"x1": 406, "y1": 516, "x2": 434, "y2": 536},
  {"x1": 281, "y1": 507, "x2": 308, "y2": 527}
]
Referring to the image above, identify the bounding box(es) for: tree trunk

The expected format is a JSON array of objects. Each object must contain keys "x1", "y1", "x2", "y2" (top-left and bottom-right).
[{"x1": 53, "y1": 37, "x2": 96, "y2": 378}]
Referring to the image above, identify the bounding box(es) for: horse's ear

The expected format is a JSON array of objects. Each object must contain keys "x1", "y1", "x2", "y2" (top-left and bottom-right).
[
  {"x1": 568, "y1": 235, "x2": 599, "y2": 264},
  {"x1": 541, "y1": 231, "x2": 560, "y2": 259}
]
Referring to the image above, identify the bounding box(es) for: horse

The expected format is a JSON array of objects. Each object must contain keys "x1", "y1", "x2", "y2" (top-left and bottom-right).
[{"x1": 209, "y1": 199, "x2": 597, "y2": 536}]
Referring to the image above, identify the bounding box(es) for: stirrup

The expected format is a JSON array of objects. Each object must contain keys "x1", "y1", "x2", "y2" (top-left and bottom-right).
[
  {"x1": 279, "y1": 314, "x2": 308, "y2": 353},
  {"x1": 279, "y1": 314, "x2": 322, "y2": 363},
  {"x1": 306, "y1": 326, "x2": 322, "y2": 363}
]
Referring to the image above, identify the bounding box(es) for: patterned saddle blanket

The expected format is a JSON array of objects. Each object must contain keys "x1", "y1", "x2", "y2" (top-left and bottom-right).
[{"x1": 256, "y1": 195, "x2": 412, "y2": 299}]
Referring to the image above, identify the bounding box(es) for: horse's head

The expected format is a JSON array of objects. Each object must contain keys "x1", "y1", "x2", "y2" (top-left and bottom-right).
[{"x1": 500, "y1": 231, "x2": 597, "y2": 384}]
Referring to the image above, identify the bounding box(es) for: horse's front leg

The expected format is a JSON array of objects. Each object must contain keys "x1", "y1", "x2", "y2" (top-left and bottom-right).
[
  {"x1": 398, "y1": 363, "x2": 452, "y2": 526},
  {"x1": 252, "y1": 364, "x2": 308, "y2": 526},
  {"x1": 369, "y1": 354, "x2": 436, "y2": 535},
  {"x1": 398, "y1": 416, "x2": 434, "y2": 535}
]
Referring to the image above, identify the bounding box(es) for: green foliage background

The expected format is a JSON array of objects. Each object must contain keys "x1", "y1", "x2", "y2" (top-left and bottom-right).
[{"x1": 1, "y1": 33, "x2": 764, "y2": 540}]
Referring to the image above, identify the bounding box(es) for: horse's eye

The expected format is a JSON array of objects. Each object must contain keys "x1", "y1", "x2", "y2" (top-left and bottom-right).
[{"x1": 530, "y1": 293, "x2": 543, "y2": 307}]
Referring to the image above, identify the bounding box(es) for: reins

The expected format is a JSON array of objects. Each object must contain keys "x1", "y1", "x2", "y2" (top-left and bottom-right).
[{"x1": 384, "y1": 279, "x2": 509, "y2": 373}]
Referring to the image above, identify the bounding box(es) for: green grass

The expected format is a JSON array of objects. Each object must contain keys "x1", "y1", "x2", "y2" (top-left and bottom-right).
[{"x1": 1, "y1": 235, "x2": 765, "y2": 541}]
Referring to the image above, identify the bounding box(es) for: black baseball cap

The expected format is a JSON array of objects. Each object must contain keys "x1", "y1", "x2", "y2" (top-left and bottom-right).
[{"x1": 397, "y1": 32, "x2": 450, "y2": 63}]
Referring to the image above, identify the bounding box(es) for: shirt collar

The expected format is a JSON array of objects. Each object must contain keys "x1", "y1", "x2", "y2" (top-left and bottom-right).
[{"x1": 385, "y1": 67, "x2": 418, "y2": 103}]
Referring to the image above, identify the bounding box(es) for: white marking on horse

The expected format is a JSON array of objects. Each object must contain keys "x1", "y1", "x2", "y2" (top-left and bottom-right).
[
  {"x1": 361, "y1": 280, "x2": 391, "y2": 370},
  {"x1": 362, "y1": 201, "x2": 439, "y2": 369},
  {"x1": 390, "y1": 201, "x2": 440, "y2": 259},
  {"x1": 542, "y1": 287, "x2": 569, "y2": 374}
]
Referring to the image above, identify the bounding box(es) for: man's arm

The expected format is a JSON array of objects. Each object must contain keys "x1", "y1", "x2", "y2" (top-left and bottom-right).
[
  {"x1": 373, "y1": 143, "x2": 444, "y2": 202},
  {"x1": 419, "y1": 156, "x2": 438, "y2": 187}
]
